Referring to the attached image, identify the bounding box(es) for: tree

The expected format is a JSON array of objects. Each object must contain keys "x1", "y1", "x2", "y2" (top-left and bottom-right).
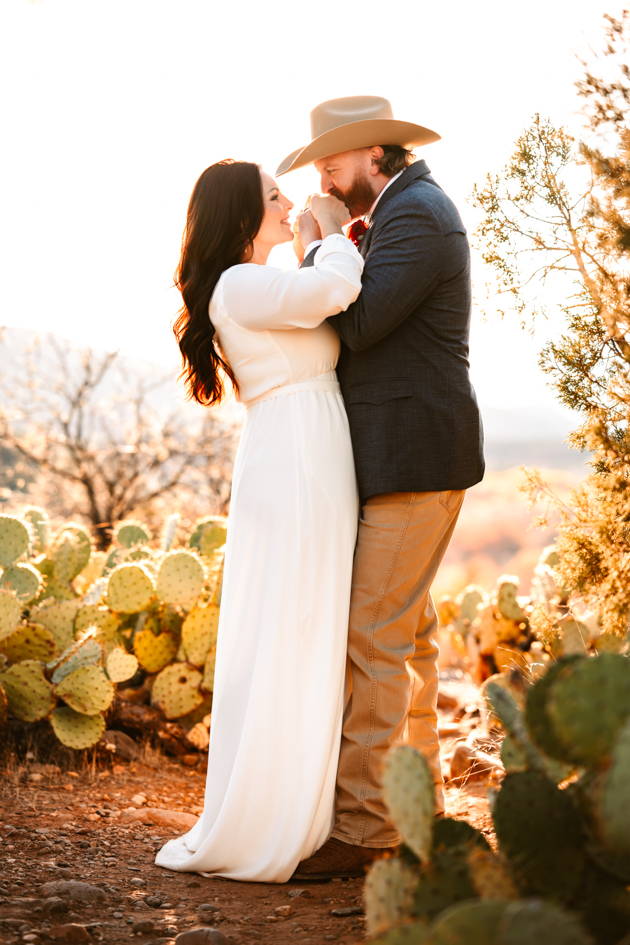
[
  {"x1": 470, "y1": 11, "x2": 630, "y2": 636},
  {"x1": 0, "y1": 333, "x2": 238, "y2": 548}
]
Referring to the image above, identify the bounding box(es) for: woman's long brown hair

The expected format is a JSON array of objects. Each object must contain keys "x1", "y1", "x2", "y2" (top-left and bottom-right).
[{"x1": 173, "y1": 160, "x2": 264, "y2": 405}]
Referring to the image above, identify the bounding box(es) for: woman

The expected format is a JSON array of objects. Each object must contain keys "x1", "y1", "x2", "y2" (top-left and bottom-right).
[{"x1": 155, "y1": 160, "x2": 363, "y2": 882}]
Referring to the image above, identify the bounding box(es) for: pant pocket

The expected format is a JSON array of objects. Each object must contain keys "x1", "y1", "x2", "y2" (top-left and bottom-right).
[{"x1": 439, "y1": 489, "x2": 465, "y2": 514}]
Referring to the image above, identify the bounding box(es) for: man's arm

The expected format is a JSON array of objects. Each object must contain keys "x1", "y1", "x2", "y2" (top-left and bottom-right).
[{"x1": 328, "y1": 202, "x2": 466, "y2": 351}]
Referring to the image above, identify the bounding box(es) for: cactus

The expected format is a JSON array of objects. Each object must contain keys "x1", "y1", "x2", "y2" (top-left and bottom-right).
[
  {"x1": 457, "y1": 585, "x2": 486, "y2": 623},
  {"x1": 382, "y1": 746, "x2": 434, "y2": 864},
  {"x1": 0, "y1": 589, "x2": 23, "y2": 642},
  {"x1": 429, "y1": 899, "x2": 510, "y2": 945},
  {"x1": 0, "y1": 681, "x2": 7, "y2": 733},
  {"x1": 467, "y1": 847, "x2": 518, "y2": 900},
  {"x1": 202, "y1": 646, "x2": 217, "y2": 692},
  {"x1": 555, "y1": 615, "x2": 589, "y2": 656},
  {"x1": 365, "y1": 858, "x2": 417, "y2": 937},
  {"x1": 2, "y1": 624, "x2": 59, "y2": 665},
  {"x1": 589, "y1": 717, "x2": 630, "y2": 882},
  {"x1": 50, "y1": 705, "x2": 105, "y2": 749},
  {"x1": 496, "y1": 899, "x2": 594, "y2": 945},
  {"x1": 133, "y1": 628, "x2": 178, "y2": 673},
  {"x1": 0, "y1": 514, "x2": 31, "y2": 567},
  {"x1": 31, "y1": 599, "x2": 81, "y2": 652},
  {"x1": 52, "y1": 524, "x2": 91, "y2": 582},
  {"x1": 54, "y1": 664, "x2": 114, "y2": 715},
  {"x1": 189, "y1": 516, "x2": 227, "y2": 557},
  {"x1": 22, "y1": 506, "x2": 50, "y2": 552},
  {"x1": 105, "y1": 646, "x2": 139, "y2": 684},
  {"x1": 485, "y1": 682, "x2": 544, "y2": 772},
  {"x1": 156, "y1": 551, "x2": 205, "y2": 608},
  {"x1": 75, "y1": 603, "x2": 121, "y2": 640},
  {"x1": 49, "y1": 637, "x2": 104, "y2": 685},
  {"x1": 151, "y1": 662, "x2": 203, "y2": 719},
  {"x1": 106, "y1": 562, "x2": 155, "y2": 613},
  {"x1": 113, "y1": 520, "x2": 151, "y2": 549},
  {"x1": 182, "y1": 604, "x2": 220, "y2": 668},
  {"x1": 161, "y1": 513, "x2": 179, "y2": 552},
  {"x1": 413, "y1": 818, "x2": 491, "y2": 922},
  {"x1": 0, "y1": 659, "x2": 56, "y2": 722},
  {"x1": 497, "y1": 575, "x2": 525, "y2": 621},
  {"x1": 0, "y1": 563, "x2": 42, "y2": 603},
  {"x1": 524, "y1": 655, "x2": 582, "y2": 762}
]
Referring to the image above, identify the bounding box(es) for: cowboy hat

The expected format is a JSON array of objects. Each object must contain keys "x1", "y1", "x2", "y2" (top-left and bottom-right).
[{"x1": 275, "y1": 95, "x2": 440, "y2": 177}]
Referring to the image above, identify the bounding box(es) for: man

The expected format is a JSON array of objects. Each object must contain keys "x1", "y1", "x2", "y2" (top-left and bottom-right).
[{"x1": 276, "y1": 95, "x2": 484, "y2": 879}]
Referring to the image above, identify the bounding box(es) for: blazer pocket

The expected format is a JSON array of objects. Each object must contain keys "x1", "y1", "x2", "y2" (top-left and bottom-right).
[{"x1": 346, "y1": 378, "x2": 413, "y2": 406}]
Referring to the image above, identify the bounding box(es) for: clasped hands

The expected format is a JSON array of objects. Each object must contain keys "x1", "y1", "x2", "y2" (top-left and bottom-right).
[{"x1": 292, "y1": 193, "x2": 351, "y2": 264}]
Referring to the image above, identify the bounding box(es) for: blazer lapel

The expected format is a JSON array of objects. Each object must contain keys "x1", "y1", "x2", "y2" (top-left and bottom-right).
[{"x1": 370, "y1": 160, "x2": 433, "y2": 223}]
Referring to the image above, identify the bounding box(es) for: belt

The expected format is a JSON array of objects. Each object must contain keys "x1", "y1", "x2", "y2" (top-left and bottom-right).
[{"x1": 245, "y1": 372, "x2": 340, "y2": 409}]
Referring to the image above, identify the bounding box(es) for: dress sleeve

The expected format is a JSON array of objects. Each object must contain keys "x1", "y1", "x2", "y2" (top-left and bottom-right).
[{"x1": 221, "y1": 234, "x2": 364, "y2": 331}]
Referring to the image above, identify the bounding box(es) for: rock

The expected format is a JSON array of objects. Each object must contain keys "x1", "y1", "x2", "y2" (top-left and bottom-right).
[
  {"x1": 119, "y1": 808, "x2": 198, "y2": 831},
  {"x1": 38, "y1": 882, "x2": 106, "y2": 904},
  {"x1": 55, "y1": 869, "x2": 74, "y2": 880},
  {"x1": 130, "y1": 878, "x2": 146, "y2": 887},
  {"x1": 43, "y1": 898, "x2": 69, "y2": 914},
  {"x1": 331, "y1": 906, "x2": 364, "y2": 916},
  {"x1": 133, "y1": 900, "x2": 152, "y2": 910},
  {"x1": 197, "y1": 904, "x2": 219, "y2": 913},
  {"x1": 175, "y1": 929, "x2": 228, "y2": 945},
  {"x1": 186, "y1": 882, "x2": 201, "y2": 889},
  {"x1": 449, "y1": 744, "x2": 500, "y2": 783},
  {"x1": 46, "y1": 925, "x2": 92, "y2": 943},
  {"x1": 145, "y1": 896, "x2": 163, "y2": 908},
  {"x1": 132, "y1": 919, "x2": 155, "y2": 933},
  {"x1": 102, "y1": 730, "x2": 141, "y2": 762},
  {"x1": 131, "y1": 794, "x2": 147, "y2": 806},
  {"x1": 275, "y1": 905, "x2": 292, "y2": 916},
  {"x1": 182, "y1": 755, "x2": 199, "y2": 767},
  {"x1": 288, "y1": 888, "x2": 311, "y2": 898}
]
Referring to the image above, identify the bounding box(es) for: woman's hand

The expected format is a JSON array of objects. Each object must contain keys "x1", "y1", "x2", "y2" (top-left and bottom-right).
[{"x1": 309, "y1": 194, "x2": 351, "y2": 237}]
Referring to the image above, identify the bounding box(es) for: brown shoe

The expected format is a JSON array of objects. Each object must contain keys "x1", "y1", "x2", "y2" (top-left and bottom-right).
[{"x1": 292, "y1": 837, "x2": 396, "y2": 881}]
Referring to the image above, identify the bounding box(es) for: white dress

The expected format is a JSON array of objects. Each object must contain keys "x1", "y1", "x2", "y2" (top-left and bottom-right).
[{"x1": 156, "y1": 234, "x2": 363, "y2": 882}]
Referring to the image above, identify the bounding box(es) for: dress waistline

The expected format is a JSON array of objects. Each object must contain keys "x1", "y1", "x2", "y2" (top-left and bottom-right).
[{"x1": 244, "y1": 371, "x2": 340, "y2": 409}]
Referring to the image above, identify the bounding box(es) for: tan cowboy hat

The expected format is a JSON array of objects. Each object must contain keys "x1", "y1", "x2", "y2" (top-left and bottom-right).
[{"x1": 275, "y1": 95, "x2": 440, "y2": 177}]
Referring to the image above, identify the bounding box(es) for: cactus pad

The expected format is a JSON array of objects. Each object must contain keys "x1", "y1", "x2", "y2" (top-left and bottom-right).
[
  {"x1": 0, "y1": 681, "x2": 7, "y2": 732},
  {"x1": 161, "y1": 513, "x2": 179, "y2": 552},
  {"x1": 0, "y1": 563, "x2": 42, "y2": 603},
  {"x1": 50, "y1": 706, "x2": 105, "y2": 749},
  {"x1": 75, "y1": 604, "x2": 121, "y2": 640},
  {"x1": 151, "y1": 662, "x2": 203, "y2": 719},
  {"x1": 493, "y1": 770, "x2": 585, "y2": 901},
  {"x1": 189, "y1": 516, "x2": 227, "y2": 557},
  {"x1": 524, "y1": 655, "x2": 583, "y2": 763},
  {"x1": 50, "y1": 638, "x2": 104, "y2": 684},
  {"x1": 202, "y1": 646, "x2": 217, "y2": 692},
  {"x1": 547, "y1": 653, "x2": 630, "y2": 766},
  {"x1": 457, "y1": 585, "x2": 485, "y2": 623},
  {"x1": 467, "y1": 847, "x2": 518, "y2": 900},
  {"x1": 3, "y1": 624, "x2": 59, "y2": 664},
  {"x1": 54, "y1": 664, "x2": 114, "y2": 715},
  {"x1": 107, "y1": 563, "x2": 155, "y2": 613},
  {"x1": 114, "y1": 520, "x2": 151, "y2": 548},
  {"x1": 182, "y1": 604, "x2": 220, "y2": 667},
  {"x1": 0, "y1": 515, "x2": 31, "y2": 567},
  {"x1": 0, "y1": 659, "x2": 56, "y2": 722},
  {"x1": 133, "y1": 628, "x2": 178, "y2": 674},
  {"x1": 364, "y1": 858, "x2": 417, "y2": 937},
  {"x1": 0, "y1": 590, "x2": 23, "y2": 642},
  {"x1": 590, "y1": 717, "x2": 630, "y2": 881},
  {"x1": 31, "y1": 599, "x2": 81, "y2": 652},
  {"x1": 52, "y1": 524, "x2": 92, "y2": 582},
  {"x1": 156, "y1": 551, "x2": 205, "y2": 608},
  {"x1": 382, "y1": 746, "x2": 434, "y2": 864},
  {"x1": 495, "y1": 899, "x2": 594, "y2": 945},
  {"x1": 496, "y1": 576, "x2": 524, "y2": 621},
  {"x1": 429, "y1": 899, "x2": 510, "y2": 945},
  {"x1": 22, "y1": 506, "x2": 51, "y2": 552},
  {"x1": 106, "y1": 646, "x2": 139, "y2": 683}
]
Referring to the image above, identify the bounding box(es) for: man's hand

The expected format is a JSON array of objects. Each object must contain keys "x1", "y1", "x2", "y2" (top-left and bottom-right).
[{"x1": 294, "y1": 209, "x2": 322, "y2": 263}]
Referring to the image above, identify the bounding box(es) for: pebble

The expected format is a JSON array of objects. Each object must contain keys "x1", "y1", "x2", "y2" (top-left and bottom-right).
[
  {"x1": 175, "y1": 929, "x2": 228, "y2": 945},
  {"x1": 45, "y1": 925, "x2": 92, "y2": 943},
  {"x1": 130, "y1": 878, "x2": 147, "y2": 887},
  {"x1": 197, "y1": 904, "x2": 219, "y2": 913},
  {"x1": 331, "y1": 905, "x2": 364, "y2": 916},
  {"x1": 38, "y1": 881, "x2": 106, "y2": 904},
  {"x1": 132, "y1": 919, "x2": 155, "y2": 934},
  {"x1": 112, "y1": 912, "x2": 123, "y2": 918},
  {"x1": 288, "y1": 888, "x2": 311, "y2": 898},
  {"x1": 275, "y1": 905, "x2": 292, "y2": 916}
]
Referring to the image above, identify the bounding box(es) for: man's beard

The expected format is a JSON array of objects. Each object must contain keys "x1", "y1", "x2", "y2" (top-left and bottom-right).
[{"x1": 329, "y1": 171, "x2": 375, "y2": 220}]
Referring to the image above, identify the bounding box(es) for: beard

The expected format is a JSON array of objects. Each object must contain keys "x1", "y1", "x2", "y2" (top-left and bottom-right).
[{"x1": 329, "y1": 171, "x2": 375, "y2": 220}]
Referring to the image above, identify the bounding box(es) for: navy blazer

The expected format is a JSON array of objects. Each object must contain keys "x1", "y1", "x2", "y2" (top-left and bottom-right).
[{"x1": 301, "y1": 160, "x2": 484, "y2": 502}]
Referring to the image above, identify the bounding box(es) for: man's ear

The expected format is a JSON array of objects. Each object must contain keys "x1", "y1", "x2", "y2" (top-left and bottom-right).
[{"x1": 368, "y1": 146, "x2": 385, "y2": 177}]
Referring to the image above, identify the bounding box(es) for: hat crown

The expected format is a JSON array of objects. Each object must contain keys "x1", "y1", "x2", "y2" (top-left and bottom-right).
[{"x1": 310, "y1": 95, "x2": 394, "y2": 141}]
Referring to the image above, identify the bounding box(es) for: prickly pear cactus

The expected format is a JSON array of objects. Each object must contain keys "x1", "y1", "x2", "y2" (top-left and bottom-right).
[
  {"x1": 0, "y1": 515, "x2": 31, "y2": 567},
  {"x1": 75, "y1": 604, "x2": 121, "y2": 640},
  {"x1": 151, "y1": 662, "x2": 203, "y2": 719},
  {"x1": 0, "y1": 590, "x2": 23, "y2": 642},
  {"x1": 133, "y1": 628, "x2": 178, "y2": 674},
  {"x1": 52, "y1": 525, "x2": 91, "y2": 584},
  {"x1": 182, "y1": 604, "x2": 220, "y2": 668},
  {"x1": 31, "y1": 599, "x2": 81, "y2": 652},
  {"x1": 428, "y1": 899, "x2": 510, "y2": 945},
  {"x1": 0, "y1": 659, "x2": 56, "y2": 722},
  {"x1": 189, "y1": 516, "x2": 227, "y2": 557},
  {"x1": 161, "y1": 513, "x2": 179, "y2": 552},
  {"x1": 495, "y1": 899, "x2": 594, "y2": 945},
  {"x1": 50, "y1": 705, "x2": 105, "y2": 749},
  {"x1": 589, "y1": 716, "x2": 630, "y2": 881},
  {"x1": 22, "y1": 506, "x2": 50, "y2": 552},
  {"x1": 0, "y1": 563, "x2": 42, "y2": 603},
  {"x1": 2, "y1": 624, "x2": 59, "y2": 664},
  {"x1": 382, "y1": 746, "x2": 434, "y2": 864},
  {"x1": 457, "y1": 585, "x2": 485, "y2": 623},
  {"x1": 54, "y1": 664, "x2": 114, "y2": 715},
  {"x1": 467, "y1": 847, "x2": 518, "y2": 900},
  {"x1": 365, "y1": 858, "x2": 417, "y2": 937},
  {"x1": 114, "y1": 520, "x2": 151, "y2": 549},
  {"x1": 106, "y1": 563, "x2": 155, "y2": 613},
  {"x1": 106, "y1": 646, "x2": 139, "y2": 684},
  {"x1": 497, "y1": 575, "x2": 525, "y2": 621},
  {"x1": 156, "y1": 551, "x2": 205, "y2": 608},
  {"x1": 524, "y1": 655, "x2": 582, "y2": 762},
  {"x1": 202, "y1": 646, "x2": 217, "y2": 692},
  {"x1": 49, "y1": 637, "x2": 104, "y2": 684}
]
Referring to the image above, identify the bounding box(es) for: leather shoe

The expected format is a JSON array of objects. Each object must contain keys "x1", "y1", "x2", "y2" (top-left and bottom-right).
[{"x1": 292, "y1": 837, "x2": 396, "y2": 881}]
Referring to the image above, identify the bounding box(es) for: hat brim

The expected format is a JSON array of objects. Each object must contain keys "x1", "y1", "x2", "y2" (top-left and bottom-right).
[{"x1": 275, "y1": 118, "x2": 440, "y2": 176}]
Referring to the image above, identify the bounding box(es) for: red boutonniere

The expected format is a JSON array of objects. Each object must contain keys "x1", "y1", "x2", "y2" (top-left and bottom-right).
[{"x1": 347, "y1": 219, "x2": 368, "y2": 247}]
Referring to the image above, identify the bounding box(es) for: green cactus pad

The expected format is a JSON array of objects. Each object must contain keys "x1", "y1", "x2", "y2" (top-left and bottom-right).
[
  {"x1": 0, "y1": 590, "x2": 23, "y2": 642},
  {"x1": 31, "y1": 599, "x2": 81, "y2": 651},
  {"x1": 556, "y1": 616, "x2": 589, "y2": 656},
  {"x1": 485, "y1": 682, "x2": 544, "y2": 771},
  {"x1": 133, "y1": 628, "x2": 178, "y2": 673},
  {"x1": 370, "y1": 924, "x2": 431, "y2": 945},
  {"x1": 429, "y1": 899, "x2": 510, "y2": 945},
  {"x1": 52, "y1": 524, "x2": 92, "y2": 583},
  {"x1": 161, "y1": 513, "x2": 179, "y2": 552},
  {"x1": 0, "y1": 681, "x2": 7, "y2": 732},
  {"x1": 182, "y1": 604, "x2": 220, "y2": 668},
  {"x1": 0, "y1": 515, "x2": 31, "y2": 567},
  {"x1": 37, "y1": 576, "x2": 77, "y2": 602},
  {"x1": 412, "y1": 819, "x2": 490, "y2": 922},
  {"x1": 106, "y1": 646, "x2": 139, "y2": 683},
  {"x1": 500, "y1": 734, "x2": 527, "y2": 774},
  {"x1": 2, "y1": 624, "x2": 59, "y2": 664},
  {"x1": 493, "y1": 771, "x2": 585, "y2": 901},
  {"x1": 0, "y1": 562, "x2": 42, "y2": 603},
  {"x1": 49, "y1": 637, "x2": 104, "y2": 684},
  {"x1": 456, "y1": 585, "x2": 485, "y2": 623},
  {"x1": 22, "y1": 507, "x2": 51, "y2": 552},
  {"x1": 114, "y1": 520, "x2": 151, "y2": 548},
  {"x1": 75, "y1": 604, "x2": 121, "y2": 640},
  {"x1": 524, "y1": 655, "x2": 583, "y2": 762},
  {"x1": 496, "y1": 576, "x2": 524, "y2": 621},
  {"x1": 467, "y1": 847, "x2": 518, "y2": 900},
  {"x1": 0, "y1": 659, "x2": 56, "y2": 722},
  {"x1": 54, "y1": 664, "x2": 114, "y2": 715},
  {"x1": 106, "y1": 563, "x2": 155, "y2": 613},
  {"x1": 432, "y1": 817, "x2": 491, "y2": 854},
  {"x1": 382, "y1": 746, "x2": 434, "y2": 864},
  {"x1": 547, "y1": 653, "x2": 630, "y2": 767},
  {"x1": 156, "y1": 551, "x2": 205, "y2": 608},
  {"x1": 189, "y1": 516, "x2": 228, "y2": 557},
  {"x1": 151, "y1": 662, "x2": 203, "y2": 719},
  {"x1": 590, "y1": 717, "x2": 630, "y2": 881},
  {"x1": 50, "y1": 705, "x2": 105, "y2": 749},
  {"x1": 495, "y1": 899, "x2": 594, "y2": 945},
  {"x1": 202, "y1": 646, "x2": 217, "y2": 692},
  {"x1": 364, "y1": 858, "x2": 417, "y2": 938}
]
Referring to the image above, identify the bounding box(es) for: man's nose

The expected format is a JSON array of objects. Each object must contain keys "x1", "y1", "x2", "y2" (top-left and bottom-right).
[{"x1": 320, "y1": 175, "x2": 333, "y2": 194}]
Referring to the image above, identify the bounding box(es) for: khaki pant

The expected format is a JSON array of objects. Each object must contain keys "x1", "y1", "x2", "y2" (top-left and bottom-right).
[{"x1": 331, "y1": 490, "x2": 465, "y2": 847}]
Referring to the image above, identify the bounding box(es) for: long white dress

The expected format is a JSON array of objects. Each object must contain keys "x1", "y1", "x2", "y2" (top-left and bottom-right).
[{"x1": 155, "y1": 234, "x2": 363, "y2": 882}]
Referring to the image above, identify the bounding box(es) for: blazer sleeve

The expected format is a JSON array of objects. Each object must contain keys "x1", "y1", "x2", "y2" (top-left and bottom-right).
[
  {"x1": 327, "y1": 202, "x2": 467, "y2": 351},
  {"x1": 222, "y1": 235, "x2": 363, "y2": 332}
]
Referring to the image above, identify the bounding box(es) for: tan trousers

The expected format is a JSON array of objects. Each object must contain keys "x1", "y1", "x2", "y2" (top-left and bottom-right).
[{"x1": 331, "y1": 489, "x2": 465, "y2": 847}]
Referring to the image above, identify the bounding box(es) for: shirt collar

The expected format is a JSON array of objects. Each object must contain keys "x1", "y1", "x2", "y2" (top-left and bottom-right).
[{"x1": 367, "y1": 170, "x2": 404, "y2": 218}]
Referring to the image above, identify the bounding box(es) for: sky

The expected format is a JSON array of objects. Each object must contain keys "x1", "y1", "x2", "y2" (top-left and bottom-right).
[{"x1": 0, "y1": 0, "x2": 625, "y2": 411}]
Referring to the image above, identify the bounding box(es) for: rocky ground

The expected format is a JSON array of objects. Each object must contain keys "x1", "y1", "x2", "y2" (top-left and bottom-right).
[{"x1": 0, "y1": 676, "x2": 494, "y2": 945}]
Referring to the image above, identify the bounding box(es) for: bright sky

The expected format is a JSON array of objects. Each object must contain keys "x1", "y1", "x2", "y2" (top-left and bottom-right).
[{"x1": 0, "y1": 0, "x2": 625, "y2": 410}]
